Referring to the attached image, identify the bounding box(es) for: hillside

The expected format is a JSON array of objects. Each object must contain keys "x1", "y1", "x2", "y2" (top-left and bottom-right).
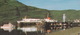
[
  {"x1": 0, "y1": 0, "x2": 80, "y2": 24},
  {"x1": 50, "y1": 10, "x2": 80, "y2": 21},
  {"x1": 0, "y1": 0, "x2": 49, "y2": 23}
]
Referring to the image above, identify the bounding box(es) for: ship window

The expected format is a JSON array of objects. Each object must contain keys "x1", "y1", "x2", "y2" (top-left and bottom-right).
[{"x1": 19, "y1": 22, "x2": 36, "y2": 27}]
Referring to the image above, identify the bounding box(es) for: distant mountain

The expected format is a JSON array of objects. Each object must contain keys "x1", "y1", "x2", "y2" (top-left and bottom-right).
[{"x1": 0, "y1": 0, "x2": 80, "y2": 23}]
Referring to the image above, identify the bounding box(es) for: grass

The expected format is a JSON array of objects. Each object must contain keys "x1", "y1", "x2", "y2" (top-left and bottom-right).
[{"x1": 47, "y1": 27, "x2": 80, "y2": 35}]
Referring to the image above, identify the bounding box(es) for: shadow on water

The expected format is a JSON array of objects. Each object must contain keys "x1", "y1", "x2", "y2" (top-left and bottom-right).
[
  {"x1": 0, "y1": 29, "x2": 26, "y2": 35},
  {"x1": 0, "y1": 29, "x2": 45, "y2": 35}
]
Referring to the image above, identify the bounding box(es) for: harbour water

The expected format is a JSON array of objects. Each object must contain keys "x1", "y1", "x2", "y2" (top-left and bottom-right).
[
  {"x1": 0, "y1": 29, "x2": 44, "y2": 35},
  {"x1": 0, "y1": 29, "x2": 26, "y2": 35}
]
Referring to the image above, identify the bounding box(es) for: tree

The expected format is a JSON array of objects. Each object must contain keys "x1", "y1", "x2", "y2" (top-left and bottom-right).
[{"x1": 16, "y1": 7, "x2": 20, "y2": 17}]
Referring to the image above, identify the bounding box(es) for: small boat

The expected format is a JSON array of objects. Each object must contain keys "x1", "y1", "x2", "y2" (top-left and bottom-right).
[{"x1": 0, "y1": 22, "x2": 15, "y2": 32}]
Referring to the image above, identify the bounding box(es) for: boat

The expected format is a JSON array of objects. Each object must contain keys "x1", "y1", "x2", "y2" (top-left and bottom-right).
[{"x1": 0, "y1": 22, "x2": 15, "y2": 32}]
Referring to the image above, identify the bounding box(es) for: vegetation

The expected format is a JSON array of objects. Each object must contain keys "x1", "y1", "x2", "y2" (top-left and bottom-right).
[
  {"x1": 47, "y1": 27, "x2": 80, "y2": 35},
  {"x1": 50, "y1": 10, "x2": 80, "y2": 21},
  {"x1": 0, "y1": 0, "x2": 80, "y2": 24},
  {"x1": 0, "y1": 0, "x2": 48, "y2": 24}
]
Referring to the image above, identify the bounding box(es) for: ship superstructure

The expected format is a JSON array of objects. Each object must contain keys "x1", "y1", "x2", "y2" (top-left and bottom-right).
[{"x1": 17, "y1": 17, "x2": 44, "y2": 33}]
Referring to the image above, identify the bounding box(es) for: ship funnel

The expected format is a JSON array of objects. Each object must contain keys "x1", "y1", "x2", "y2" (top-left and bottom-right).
[{"x1": 63, "y1": 14, "x2": 66, "y2": 22}]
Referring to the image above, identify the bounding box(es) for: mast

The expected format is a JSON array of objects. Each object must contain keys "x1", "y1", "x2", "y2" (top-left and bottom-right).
[{"x1": 46, "y1": 11, "x2": 51, "y2": 19}]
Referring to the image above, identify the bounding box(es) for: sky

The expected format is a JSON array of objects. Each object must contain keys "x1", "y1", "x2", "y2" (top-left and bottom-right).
[{"x1": 17, "y1": 0, "x2": 80, "y2": 10}]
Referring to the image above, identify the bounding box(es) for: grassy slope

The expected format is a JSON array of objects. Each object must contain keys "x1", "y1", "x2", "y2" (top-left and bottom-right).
[
  {"x1": 50, "y1": 10, "x2": 80, "y2": 21},
  {"x1": 48, "y1": 27, "x2": 80, "y2": 35},
  {"x1": 0, "y1": 0, "x2": 48, "y2": 23}
]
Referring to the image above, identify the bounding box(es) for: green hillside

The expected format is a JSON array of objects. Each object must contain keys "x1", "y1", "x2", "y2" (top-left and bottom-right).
[
  {"x1": 0, "y1": 0, "x2": 49, "y2": 23},
  {"x1": 50, "y1": 10, "x2": 80, "y2": 21},
  {"x1": 0, "y1": 0, "x2": 80, "y2": 23}
]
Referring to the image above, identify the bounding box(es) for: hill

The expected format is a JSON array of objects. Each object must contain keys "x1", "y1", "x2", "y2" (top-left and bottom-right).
[
  {"x1": 50, "y1": 10, "x2": 80, "y2": 21},
  {"x1": 0, "y1": 0, "x2": 49, "y2": 23}
]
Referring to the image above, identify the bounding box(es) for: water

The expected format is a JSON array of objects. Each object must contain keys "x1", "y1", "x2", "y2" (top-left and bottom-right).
[
  {"x1": 0, "y1": 29, "x2": 26, "y2": 35},
  {"x1": 0, "y1": 29, "x2": 45, "y2": 35}
]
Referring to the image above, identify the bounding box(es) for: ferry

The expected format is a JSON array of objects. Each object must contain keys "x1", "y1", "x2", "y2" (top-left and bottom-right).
[{"x1": 0, "y1": 14, "x2": 80, "y2": 35}]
